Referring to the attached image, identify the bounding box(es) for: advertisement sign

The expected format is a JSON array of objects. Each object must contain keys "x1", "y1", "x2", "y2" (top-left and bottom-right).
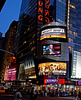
[
  {"x1": 38, "y1": 62, "x2": 67, "y2": 76},
  {"x1": 78, "y1": 81, "x2": 81, "y2": 85},
  {"x1": 44, "y1": 79, "x2": 57, "y2": 84},
  {"x1": 59, "y1": 79, "x2": 65, "y2": 84},
  {"x1": 24, "y1": 55, "x2": 36, "y2": 77},
  {"x1": 43, "y1": 44, "x2": 61, "y2": 55},
  {"x1": 40, "y1": 28, "x2": 66, "y2": 40},
  {"x1": 75, "y1": 81, "x2": 81, "y2": 86},
  {"x1": 71, "y1": 51, "x2": 81, "y2": 78},
  {"x1": 4, "y1": 65, "x2": 17, "y2": 81}
]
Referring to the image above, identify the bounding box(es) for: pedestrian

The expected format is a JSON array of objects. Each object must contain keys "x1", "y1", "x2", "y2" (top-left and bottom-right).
[
  {"x1": 14, "y1": 88, "x2": 25, "y2": 100},
  {"x1": 74, "y1": 90, "x2": 77, "y2": 100},
  {"x1": 79, "y1": 91, "x2": 81, "y2": 100},
  {"x1": 30, "y1": 88, "x2": 36, "y2": 100}
]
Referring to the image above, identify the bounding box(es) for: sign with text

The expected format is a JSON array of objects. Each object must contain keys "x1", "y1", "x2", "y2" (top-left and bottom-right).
[
  {"x1": 44, "y1": 79, "x2": 57, "y2": 84},
  {"x1": 38, "y1": 0, "x2": 50, "y2": 23},
  {"x1": 40, "y1": 28, "x2": 66, "y2": 40}
]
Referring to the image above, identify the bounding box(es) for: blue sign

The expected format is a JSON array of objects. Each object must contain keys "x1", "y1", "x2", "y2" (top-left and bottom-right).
[{"x1": 44, "y1": 79, "x2": 58, "y2": 84}]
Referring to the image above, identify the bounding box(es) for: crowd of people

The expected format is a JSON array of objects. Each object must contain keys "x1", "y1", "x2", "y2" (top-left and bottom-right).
[{"x1": 13, "y1": 87, "x2": 81, "y2": 100}]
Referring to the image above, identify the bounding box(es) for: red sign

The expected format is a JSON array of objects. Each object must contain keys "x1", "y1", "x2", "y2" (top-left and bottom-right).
[
  {"x1": 59, "y1": 79, "x2": 65, "y2": 84},
  {"x1": 45, "y1": 0, "x2": 50, "y2": 23},
  {"x1": 38, "y1": 0, "x2": 50, "y2": 23}
]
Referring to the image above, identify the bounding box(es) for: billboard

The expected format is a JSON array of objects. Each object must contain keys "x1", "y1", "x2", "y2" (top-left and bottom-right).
[
  {"x1": 40, "y1": 28, "x2": 66, "y2": 40},
  {"x1": 38, "y1": 62, "x2": 67, "y2": 76},
  {"x1": 71, "y1": 51, "x2": 81, "y2": 78},
  {"x1": 24, "y1": 55, "x2": 36, "y2": 78},
  {"x1": 4, "y1": 65, "x2": 17, "y2": 81},
  {"x1": 43, "y1": 44, "x2": 61, "y2": 55},
  {"x1": 44, "y1": 79, "x2": 57, "y2": 84}
]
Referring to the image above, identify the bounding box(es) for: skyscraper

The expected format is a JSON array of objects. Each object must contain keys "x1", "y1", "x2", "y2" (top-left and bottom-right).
[
  {"x1": 1, "y1": 21, "x2": 18, "y2": 81},
  {"x1": 15, "y1": 0, "x2": 81, "y2": 82}
]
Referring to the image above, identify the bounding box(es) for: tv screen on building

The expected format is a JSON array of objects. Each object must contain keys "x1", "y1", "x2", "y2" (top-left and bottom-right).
[
  {"x1": 43, "y1": 44, "x2": 61, "y2": 55},
  {"x1": 38, "y1": 62, "x2": 67, "y2": 76},
  {"x1": 40, "y1": 28, "x2": 66, "y2": 40}
]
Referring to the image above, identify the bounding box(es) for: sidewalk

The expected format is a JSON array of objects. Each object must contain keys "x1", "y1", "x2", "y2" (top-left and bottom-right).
[{"x1": 36, "y1": 96, "x2": 74, "y2": 100}]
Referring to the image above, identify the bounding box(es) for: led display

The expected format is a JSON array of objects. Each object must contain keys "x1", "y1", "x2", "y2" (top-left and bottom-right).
[
  {"x1": 38, "y1": 62, "x2": 67, "y2": 76},
  {"x1": 43, "y1": 44, "x2": 61, "y2": 55},
  {"x1": 44, "y1": 79, "x2": 58, "y2": 84},
  {"x1": 40, "y1": 28, "x2": 66, "y2": 40}
]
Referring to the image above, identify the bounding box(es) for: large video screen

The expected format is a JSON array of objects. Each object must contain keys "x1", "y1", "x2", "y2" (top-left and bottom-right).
[
  {"x1": 38, "y1": 62, "x2": 67, "y2": 75},
  {"x1": 43, "y1": 44, "x2": 61, "y2": 55},
  {"x1": 40, "y1": 28, "x2": 66, "y2": 40}
]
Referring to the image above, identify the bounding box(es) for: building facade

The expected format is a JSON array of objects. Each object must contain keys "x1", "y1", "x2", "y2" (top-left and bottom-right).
[
  {"x1": 1, "y1": 21, "x2": 18, "y2": 81},
  {"x1": 15, "y1": 0, "x2": 81, "y2": 84}
]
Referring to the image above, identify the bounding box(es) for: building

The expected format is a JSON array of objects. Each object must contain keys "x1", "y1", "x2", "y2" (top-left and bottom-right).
[
  {"x1": 67, "y1": 0, "x2": 81, "y2": 79},
  {"x1": 15, "y1": 0, "x2": 81, "y2": 90},
  {"x1": 0, "y1": 0, "x2": 6, "y2": 11},
  {"x1": 1, "y1": 21, "x2": 18, "y2": 81},
  {"x1": 0, "y1": 32, "x2": 5, "y2": 82}
]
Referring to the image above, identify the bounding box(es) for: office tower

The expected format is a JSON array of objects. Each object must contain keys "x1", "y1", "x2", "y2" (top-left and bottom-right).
[
  {"x1": 15, "y1": 0, "x2": 81, "y2": 83},
  {"x1": 1, "y1": 21, "x2": 18, "y2": 81},
  {"x1": 67, "y1": 0, "x2": 81, "y2": 79}
]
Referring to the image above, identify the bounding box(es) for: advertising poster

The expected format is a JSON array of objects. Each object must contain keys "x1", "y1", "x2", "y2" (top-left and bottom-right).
[
  {"x1": 38, "y1": 62, "x2": 67, "y2": 76},
  {"x1": 40, "y1": 28, "x2": 66, "y2": 40},
  {"x1": 4, "y1": 65, "x2": 17, "y2": 81}
]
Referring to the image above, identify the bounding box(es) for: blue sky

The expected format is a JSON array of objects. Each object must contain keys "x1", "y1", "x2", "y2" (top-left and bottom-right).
[{"x1": 0, "y1": 0, "x2": 22, "y2": 37}]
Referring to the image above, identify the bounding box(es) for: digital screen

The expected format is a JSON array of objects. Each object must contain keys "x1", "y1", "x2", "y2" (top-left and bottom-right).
[
  {"x1": 40, "y1": 28, "x2": 66, "y2": 40},
  {"x1": 43, "y1": 44, "x2": 61, "y2": 55},
  {"x1": 38, "y1": 62, "x2": 67, "y2": 76},
  {"x1": 4, "y1": 65, "x2": 17, "y2": 81},
  {"x1": 44, "y1": 79, "x2": 58, "y2": 84}
]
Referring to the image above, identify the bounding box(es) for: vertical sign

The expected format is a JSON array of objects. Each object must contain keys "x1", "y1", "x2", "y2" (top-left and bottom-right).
[
  {"x1": 38, "y1": 0, "x2": 50, "y2": 24},
  {"x1": 44, "y1": 0, "x2": 50, "y2": 23},
  {"x1": 38, "y1": 0, "x2": 44, "y2": 24}
]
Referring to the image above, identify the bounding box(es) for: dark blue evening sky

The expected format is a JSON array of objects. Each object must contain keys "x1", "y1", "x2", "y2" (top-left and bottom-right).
[{"x1": 0, "y1": 0, "x2": 22, "y2": 37}]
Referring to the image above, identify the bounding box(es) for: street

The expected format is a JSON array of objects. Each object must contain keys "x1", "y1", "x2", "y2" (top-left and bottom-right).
[{"x1": 0, "y1": 95, "x2": 75, "y2": 100}]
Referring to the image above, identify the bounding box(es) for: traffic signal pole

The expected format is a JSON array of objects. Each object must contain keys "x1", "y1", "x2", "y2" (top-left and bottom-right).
[{"x1": 0, "y1": 48, "x2": 14, "y2": 56}]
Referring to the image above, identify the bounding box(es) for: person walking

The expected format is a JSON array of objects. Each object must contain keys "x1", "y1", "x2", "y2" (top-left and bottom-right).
[
  {"x1": 79, "y1": 91, "x2": 81, "y2": 100},
  {"x1": 14, "y1": 88, "x2": 25, "y2": 100},
  {"x1": 74, "y1": 90, "x2": 77, "y2": 100}
]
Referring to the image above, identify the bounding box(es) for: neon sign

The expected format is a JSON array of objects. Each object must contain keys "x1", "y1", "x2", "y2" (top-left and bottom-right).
[
  {"x1": 44, "y1": 79, "x2": 58, "y2": 84},
  {"x1": 45, "y1": 0, "x2": 50, "y2": 23},
  {"x1": 38, "y1": 0, "x2": 50, "y2": 23}
]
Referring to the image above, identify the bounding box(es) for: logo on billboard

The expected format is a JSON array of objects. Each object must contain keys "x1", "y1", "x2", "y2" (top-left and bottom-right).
[{"x1": 44, "y1": 79, "x2": 57, "y2": 84}]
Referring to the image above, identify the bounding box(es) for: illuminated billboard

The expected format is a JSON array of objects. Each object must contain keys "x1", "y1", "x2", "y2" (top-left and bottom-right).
[
  {"x1": 71, "y1": 51, "x2": 81, "y2": 78},
  {"x1": 40, "y1": 28, "x2": 66, "y2": 40},
  {"x1": 43, "y1": 44, "x2": 61, "y2": 55},
  {"x1": 4, "y1": 65, "x2": 17, "y2": 81},
  {"x1": 44, "y1": 79, "x2": 57, "y2": 84},
  {"x1": 38, "y1": 62, "x2": 67, "y2": 76}
]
